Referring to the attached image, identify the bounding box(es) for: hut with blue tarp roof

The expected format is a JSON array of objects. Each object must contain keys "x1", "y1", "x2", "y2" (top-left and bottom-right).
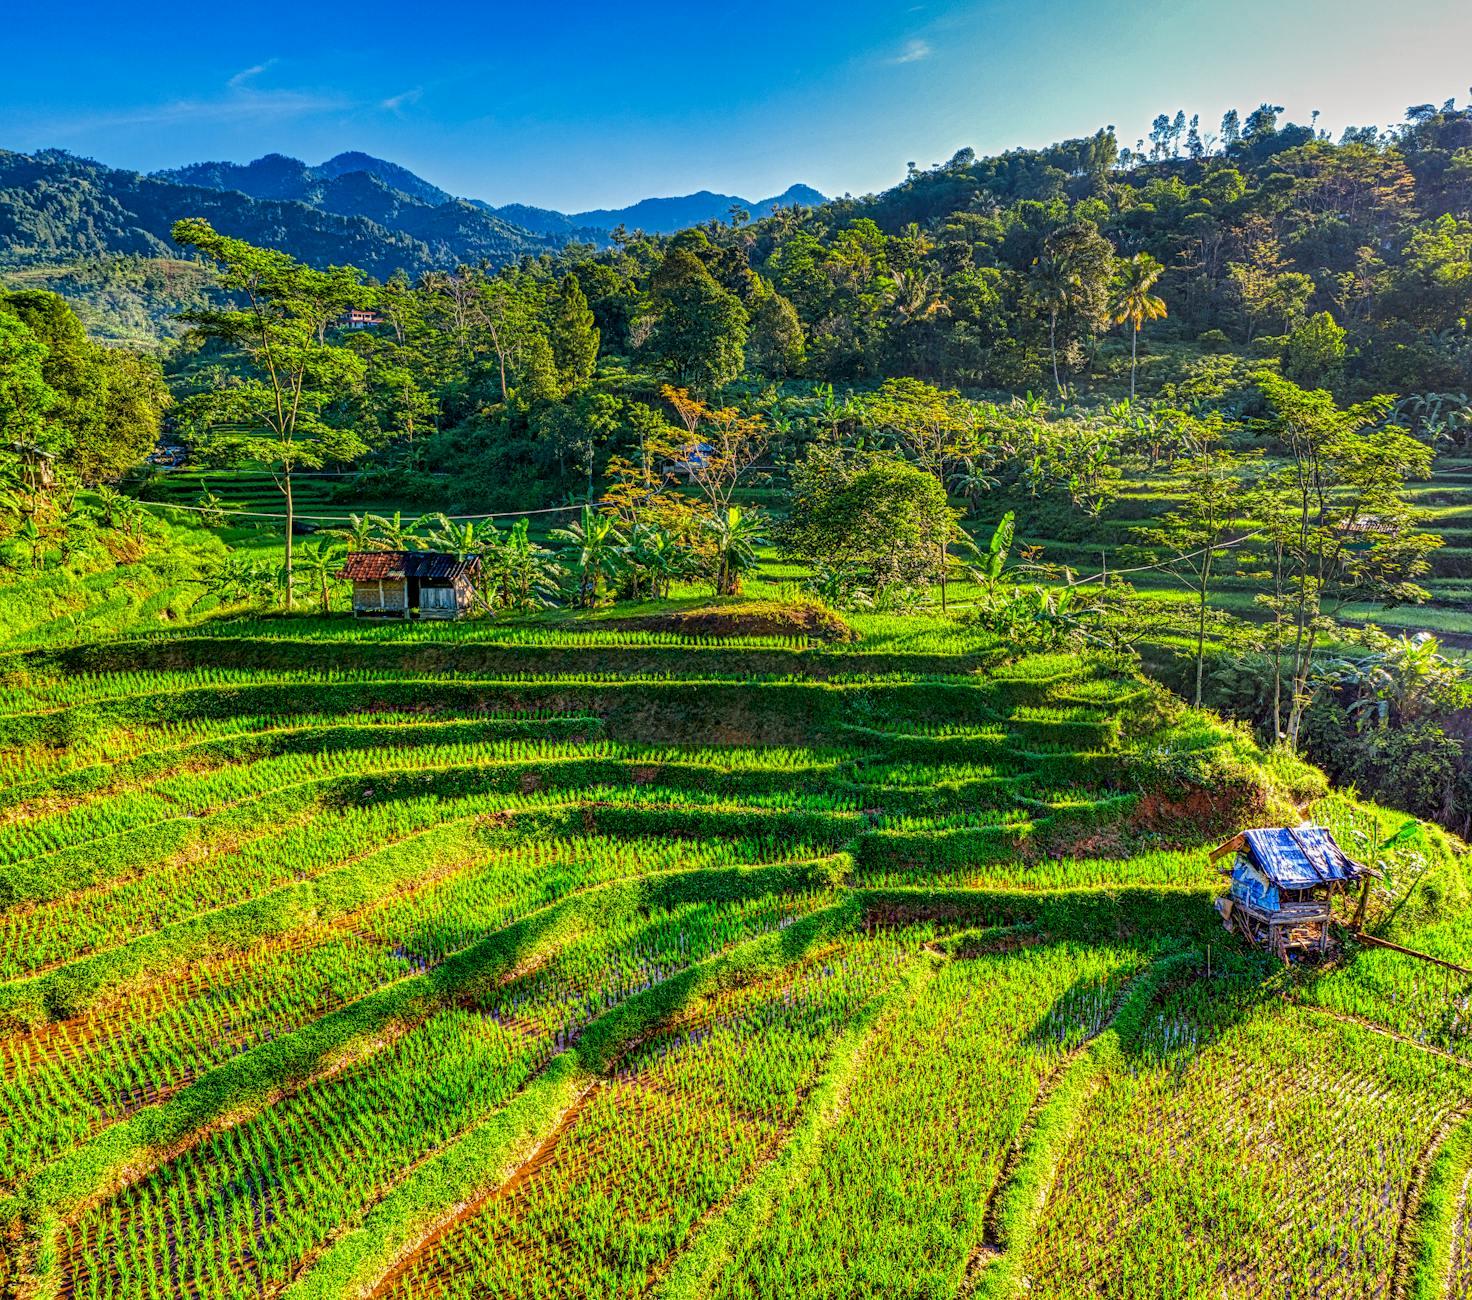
[{"x1": 1210, "y1": 825, "x2": 1367, "y2": 963}]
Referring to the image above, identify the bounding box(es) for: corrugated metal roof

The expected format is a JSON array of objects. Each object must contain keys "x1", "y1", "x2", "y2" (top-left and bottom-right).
[
  {"x1": 341, "y1": 551, "x2": 481, "y2": 581},
  {"x1": 1239, "y1": 825, "x2": 1365, "y2": 890}
]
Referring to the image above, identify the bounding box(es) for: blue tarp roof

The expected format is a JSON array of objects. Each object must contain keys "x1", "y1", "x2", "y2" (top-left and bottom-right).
[{"x1": 1239, "y1": 825, "x2": 1365, "y2": 890}]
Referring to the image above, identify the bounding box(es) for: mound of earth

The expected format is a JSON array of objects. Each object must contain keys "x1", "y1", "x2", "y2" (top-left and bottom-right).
[{"x1": 610, "y1": 598, "x2": 857, "y2": 642}]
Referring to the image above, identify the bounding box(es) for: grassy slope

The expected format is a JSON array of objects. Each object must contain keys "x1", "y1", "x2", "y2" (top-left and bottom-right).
[{"x1": 2, "y1": 604, "x2": 1470, "y2": 1295}]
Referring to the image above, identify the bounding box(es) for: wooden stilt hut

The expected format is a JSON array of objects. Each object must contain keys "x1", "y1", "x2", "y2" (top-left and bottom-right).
[{"x1": 1210, "y1": 825, "x2": 1367, "y2": 964}]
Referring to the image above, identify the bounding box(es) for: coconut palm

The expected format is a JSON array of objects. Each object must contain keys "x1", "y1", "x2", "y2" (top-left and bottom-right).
[
  {"x1": 1027, "y1": 252, "x2": 1077, "y2": 398},
  {"x1": 1111, "y1": 253, "x2": 1168, "y2": 401}
]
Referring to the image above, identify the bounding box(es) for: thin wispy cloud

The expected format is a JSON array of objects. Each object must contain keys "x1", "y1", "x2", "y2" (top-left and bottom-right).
[
  {"x1": 890, "y1": 38, "x2": 933, "y2": 65},
  {"x1": 26, "y1": 67, "x2": 353, "y2": 139},
  {"x1": 381, "y1": 87, "x2": 423, "y2": 112},
  {"x1": 226, "y1": 60, "x2": 277, "y2": 90}
]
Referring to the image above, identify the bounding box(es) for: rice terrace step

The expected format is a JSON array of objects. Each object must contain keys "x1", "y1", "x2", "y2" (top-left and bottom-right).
[{"x1": 1, "y1": 625, "x2": 1469, "y2": 1299}]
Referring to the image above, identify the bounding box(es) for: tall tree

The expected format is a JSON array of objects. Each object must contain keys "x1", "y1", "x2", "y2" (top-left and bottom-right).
[
  {"x1": 172, "y1": 218, "x2": 368, "y2": 609},
  {"x1": 1257, "y1": 374, "x2": 1439, "y2": 748},
  {"x1": 860, "y1": 377, "x2": 978, "y2": 608},
  {"x1": 659, "y1": 385, "x2": 769, "y2": 516},
  {"x1": 776, "y1": 446, "x2": 955, "y2": 606},
  {"x1": 1026, "y1": 223, "x2": 1115, "y2": 396},
  {"x1": 745, "y1": 278, "x2": 805, "y2": 378},
  {"x1": 636, "y1": 248, "x2": 748, "y2": 394},
  {"x1": 1220, "y1": 109, "x2": 1242, "y2": 150},
  {"x1": 548, "y1": 272, "x2": 599, "y2": 395},
  {"x1": 1110, "y1": 253, "x2": 1168, "y2": 400},
  {"x1": 1186, "y1": 114, "x2": 1205, "y2": 161},
  {"x1": 1136, "y1": 451, "x2": 1245, "y2": 706},
  {"x1": 0, "y1": 308, "x2": 55, "y2": 457},
  {"x1": 3, "y1": 290, "x2": 167, "y2": 484}
]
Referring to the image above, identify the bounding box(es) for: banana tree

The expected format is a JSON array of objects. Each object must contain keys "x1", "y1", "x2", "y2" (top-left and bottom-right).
[
  {"x1": 623, "y1": 523, "x2": 693, "y2": 599},
  {"x1": 550, "y1": 506, "x2": 626, "y2": 606},
  {"x1": 323, "y1": 512, "x2": 379, "y2": 552},
  {"x1": 970, "y1": 512, "x2": 1016, "y2": 610},
  {"x1": 488, "y1": 518, "x2": 562, "y2": 611},
  {"x1": 365, "y1": 511, "x2": 418, "y2": 551},
  {"x1": 704, "y1": 505, "x2": 764, "y2": 597},
  {"x1": 294, "y1": 540, "x2": 347, "y2": 616}
]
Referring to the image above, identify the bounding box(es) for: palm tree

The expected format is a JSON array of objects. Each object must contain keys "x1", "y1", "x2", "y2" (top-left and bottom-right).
[
  {"x1": 1027, "y1": 252, "x2": 1076, "y2": 398},
  {"x1": 704, "y1": 506, "x2": 764, "y2": 597},
  {"x1": 550, "y1": 506, "x2": 626, "y2": 607},
  {"x1": 888, "y1": 268, "x2": 946, "y2": 324},
  {"x1": 1111, "y1": 253, "x2": 1167, "y2": 401}
]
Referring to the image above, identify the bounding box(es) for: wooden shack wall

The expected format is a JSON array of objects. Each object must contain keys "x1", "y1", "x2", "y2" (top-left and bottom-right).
[{"x1": 352, "y1": 578, "x2": 408, "y2": 613}]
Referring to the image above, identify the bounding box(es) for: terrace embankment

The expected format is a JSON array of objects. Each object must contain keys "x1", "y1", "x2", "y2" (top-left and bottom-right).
[{"x1": 2, "y1": 625, "x2": 1462, "y2": 1299}]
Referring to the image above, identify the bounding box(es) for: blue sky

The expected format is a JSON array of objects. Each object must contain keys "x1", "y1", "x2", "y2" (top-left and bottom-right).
[{"x1": 6, "y1": 0, "x2": 1471, "y2": 212}]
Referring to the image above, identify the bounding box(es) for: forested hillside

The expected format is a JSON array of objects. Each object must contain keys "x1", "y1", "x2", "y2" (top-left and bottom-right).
[
  {"x1": 5, "y1": 96, "x2": 1472, "y2": 828},
  {"x1": 0, "y1": 148, "x2": 567, "y2": 278},
  {"x1": 158, "y1": 151, "x2": 825, "y2": 238}
]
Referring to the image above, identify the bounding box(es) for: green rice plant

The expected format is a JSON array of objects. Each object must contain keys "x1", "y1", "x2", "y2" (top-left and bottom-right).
[
  {"x1": 378, "y1": 928, "x2": 905, "y2": 1300},
  {"x1": 1018, "y1": 988, "x2": 1472, "y2": 1299},
  {"x1": 699, "y1": 941, "x2": 1145, "y2": 1299},
  {"x1": 1, "y1": 844, "x2": 844, "y2": 1178},
  {"x1": 58, "y1": 891, "x2": 836, "y2": 1297}
]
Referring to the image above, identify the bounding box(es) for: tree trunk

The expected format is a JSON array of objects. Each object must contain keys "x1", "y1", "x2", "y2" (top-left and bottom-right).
[
  {"x1": 1194, "y1": 585, "x2": 1208, "y2": 707},
  {"x1": 1129, "y1": 326, "x2": 1139, "y2": 401},
  {"x1": 1285, "y1": 624, "x2": 1318, "y2": 751},
  {"x1": 1049, "y1": 312, "x2": 1062, "y2": 396},
  {"x1": 283, "y1": 471, "x2": 295, "y2": 612}
]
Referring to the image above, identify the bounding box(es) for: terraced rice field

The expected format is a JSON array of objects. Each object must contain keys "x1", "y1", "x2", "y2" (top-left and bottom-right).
[{"x1": 2, "y1": 623, "x2": 1471, "y2": 1298}]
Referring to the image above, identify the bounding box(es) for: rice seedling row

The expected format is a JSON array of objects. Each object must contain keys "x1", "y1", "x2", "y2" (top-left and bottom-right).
[
  {"x1": 1021, "y1": 982, "x2": 1472, "y2": 1299},
  {"x1": 58, "y1": 891, "x2": 830, "y2": 1299}
]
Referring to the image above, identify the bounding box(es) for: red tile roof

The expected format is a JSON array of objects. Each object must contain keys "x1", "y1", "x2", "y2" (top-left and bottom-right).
[{"x1": 340, "y1": 550, "x2": 481, "y2": 581}]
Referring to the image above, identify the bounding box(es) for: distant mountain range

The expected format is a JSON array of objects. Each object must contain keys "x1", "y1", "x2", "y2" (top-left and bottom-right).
[
  {"x1": 0, "y1": 147, "x2": 825, "y2": 284},
  {"x1": 482, "y1": 184, "x2": 827, "y2": 237},
  {"x1": 158, "y1": 152, "x2": 826, "y2": 237},
  {"x1": 0, "y1": 148, "x2": 565, "y2": 281}
]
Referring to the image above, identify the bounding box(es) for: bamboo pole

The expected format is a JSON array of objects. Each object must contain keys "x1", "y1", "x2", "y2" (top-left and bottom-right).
[{"x1": 1351, "y1": 932, "x2": 1472, "y2": 976}]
